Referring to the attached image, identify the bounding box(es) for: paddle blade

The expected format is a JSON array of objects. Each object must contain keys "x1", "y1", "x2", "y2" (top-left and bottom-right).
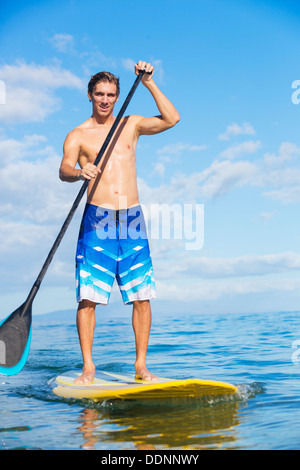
[{"x1": 0, "y1": 302, "x2": 32, "y2": 376}]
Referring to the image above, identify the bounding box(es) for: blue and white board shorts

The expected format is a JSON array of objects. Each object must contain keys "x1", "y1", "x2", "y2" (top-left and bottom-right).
[{"x1": 75, "y1": 203, "x2": 156, "y2": 305}]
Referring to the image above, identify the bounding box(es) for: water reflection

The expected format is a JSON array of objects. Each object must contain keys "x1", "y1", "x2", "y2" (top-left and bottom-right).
[{"x1": 76, "y1": 397, "x2": 241, "y2": 450}]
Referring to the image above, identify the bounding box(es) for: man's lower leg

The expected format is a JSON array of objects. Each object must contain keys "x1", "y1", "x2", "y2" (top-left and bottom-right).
[
  {"x1": 75, "y1": 300, "x2": 96, "y2": 384},
  {"x1": 132, "y1": 300, "x2": 157, "y2": 381}
]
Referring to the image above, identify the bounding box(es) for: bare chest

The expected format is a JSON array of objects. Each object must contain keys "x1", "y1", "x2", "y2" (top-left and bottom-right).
[{"x1": 78, "y1": 119, "x2": 136, "y2": 166}]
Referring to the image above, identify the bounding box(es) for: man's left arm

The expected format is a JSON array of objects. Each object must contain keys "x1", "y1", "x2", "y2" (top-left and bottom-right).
[{"x1": 135, "y1": 61, "x2": 180, "y2": 136}]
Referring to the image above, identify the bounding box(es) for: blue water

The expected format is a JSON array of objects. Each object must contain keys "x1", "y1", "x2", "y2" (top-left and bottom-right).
[{"x1": 1, "y1": 309, "x2": 300, "y2": 450}]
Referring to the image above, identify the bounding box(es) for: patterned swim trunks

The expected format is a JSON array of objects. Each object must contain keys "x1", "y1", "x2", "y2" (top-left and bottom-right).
[{"x1": 75, "y1": 203, "x2": 156, "y2": 305}]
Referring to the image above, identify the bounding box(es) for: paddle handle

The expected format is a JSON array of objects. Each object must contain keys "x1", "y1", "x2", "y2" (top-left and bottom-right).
[{"x1": 22, "y1": 70, "x2": 145, "y2": 313}]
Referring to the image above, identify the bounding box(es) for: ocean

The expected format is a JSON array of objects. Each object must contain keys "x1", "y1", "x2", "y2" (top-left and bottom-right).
[{"x1": 1, "y1": 308, "x2": 300, "y2": 450}]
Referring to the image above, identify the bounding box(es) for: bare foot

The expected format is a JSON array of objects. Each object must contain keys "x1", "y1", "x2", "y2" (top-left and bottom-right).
[
  {"x1": 135, "y1": 365, "x2": 159, "y2": 382},
  {"x1": 74, "y1": 365, "x2": 95, "y2": 384}
]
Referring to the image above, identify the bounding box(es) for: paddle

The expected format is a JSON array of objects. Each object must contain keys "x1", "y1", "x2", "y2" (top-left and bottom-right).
[{"x1": 0, "y1": 69, "x2": 146, "y2": 376}]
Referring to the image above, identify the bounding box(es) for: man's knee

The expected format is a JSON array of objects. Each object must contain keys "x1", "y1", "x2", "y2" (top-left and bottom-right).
[
  {"x1": 133, "y1": 299, "x2": 151, "y2": 313},
  {"x1": 78, "y1": 299, "x2": 97, "y2": 313}
]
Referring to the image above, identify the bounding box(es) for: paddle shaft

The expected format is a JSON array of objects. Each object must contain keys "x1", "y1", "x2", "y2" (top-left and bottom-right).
[{"x1": 22, "y1": 70, "x2": 145, "y2": 315}]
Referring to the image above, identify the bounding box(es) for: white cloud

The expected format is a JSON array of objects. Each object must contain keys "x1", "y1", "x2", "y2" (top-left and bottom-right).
[
  {"x1": 49, "y1": 33, "x2": 75, "y2": 53},
  {"x1": 156, "y1": 276, "x2": 300, "y2": 302},
  {"x1": 0, "y1": 134, "x2": 83, "y2": 291},
  {"x1": 151, "y1": 250, "x2": 300, "y2": 304},
  {"x1": 157, "y1": 142, "x2": 207, "y2": 156},
  {"x1": 121, "y1": 58, "x2": 136, "y2": 72},
  {"x1": 81, "y1": 50, "x2": 117, "y2": 71},
  {"x1": 155, "y1": 251, "x2": 300, "y2": 280},
  {"x1": 264, "y1": 141, "x2": 300, "y2": 167},
  {"x1": 0, "y1": 61, "x2": 84, "y2": 123},
  {"x1": 263, "y1": 186, "x2": 300, "y2": 204},
  {"x1": 137, "y1": 170, "x2": 300, "y2": 302},
  {"x1": 0, "y1": 215, "x2": 77, "y2": 292},
  {"x1": 140, "y1": 138, "x2": 300, "y2": 203},
  {"x1": 258, "y1": 142, "x2": 300, "y2": 203},
  {"x1": 152, "y1": 162, "x2": 166, "y2": 177},
  {"x1": 0, "y1": 134, "x2": 47, "y2": 167},
  {"x1": 152, "y1": 142, "x2": 207, "y2": 181},
  {"x1": 199, "y1": 159, "x2": 258, "y2": 198},
  {"x1": 0, "y1": 61, "x2": 83, "y2": 88},
  {"x1": 261, "y1": 166, "x2": 300, "y2": 188},
  {"x1": 218, "y1": 122, "x2": 256, "y2": 140},
  {"x1": 0, "y1": 87, "x2": 61, "y2": 123},
  {"x1": 138, "y1": 158, "x2": 258, "y2": 203},
  {"x1": 157, "y1": 278, "x2": 300, "y2": 304},
  {"x1": 256, "y1": 212, "x2": 275, "y2": 222},
  {"x1": 218, "y1": 140, "x2": 261, "y2": 160},
  {"x1": 0, "y1": 134, "x2": 80, "y2": 223}
]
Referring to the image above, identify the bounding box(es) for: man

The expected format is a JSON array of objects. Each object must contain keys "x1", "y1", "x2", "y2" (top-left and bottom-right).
[{"x1": 59, "y1": 60, "x2": 180, "y2": 384}]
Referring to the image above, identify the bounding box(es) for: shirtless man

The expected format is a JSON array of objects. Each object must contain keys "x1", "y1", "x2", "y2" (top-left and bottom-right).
[{"x1": 59, "y1": 60, "x2": 180, "y2": 384}]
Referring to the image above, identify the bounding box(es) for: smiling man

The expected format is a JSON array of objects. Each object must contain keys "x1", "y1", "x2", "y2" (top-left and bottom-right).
[{"x1": 59, "y1": 60, "x2": 180, "y2": 384}]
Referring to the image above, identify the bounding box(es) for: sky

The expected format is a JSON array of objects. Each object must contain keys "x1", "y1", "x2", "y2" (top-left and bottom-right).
[{"x1": 1, "y1": 0, "x2": 300, "y2": 318}]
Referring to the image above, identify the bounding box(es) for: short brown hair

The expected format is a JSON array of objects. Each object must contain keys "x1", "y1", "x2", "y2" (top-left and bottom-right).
[{"x1": 88, "y1": 72, "x2": 120, "y2": 97}]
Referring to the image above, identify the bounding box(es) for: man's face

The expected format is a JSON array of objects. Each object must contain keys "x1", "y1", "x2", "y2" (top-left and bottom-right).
[{"x1": 89, "y1": 81, "x2": 119, "y2": 118}]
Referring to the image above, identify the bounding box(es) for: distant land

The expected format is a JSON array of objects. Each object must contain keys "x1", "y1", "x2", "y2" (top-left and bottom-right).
[
  {"x1": 32, "y1": 300, "x2": 203, "y2": 323},
  {"x1": 34, "y1": 305, "x2": 126, "y2": 323}
]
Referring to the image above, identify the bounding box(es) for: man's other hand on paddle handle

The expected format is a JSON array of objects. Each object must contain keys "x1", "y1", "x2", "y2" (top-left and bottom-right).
[
  {"x1": 80, "y1": 162, "x2": 101, "y2": 181},
  {"x1": 135, "y1": 60, "x2": 154, "y2": 84}
]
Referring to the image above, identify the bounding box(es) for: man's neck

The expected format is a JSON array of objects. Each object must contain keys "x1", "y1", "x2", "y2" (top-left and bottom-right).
[{"x1": 91, "y1": 113, "x2": 115, "y2": 128}]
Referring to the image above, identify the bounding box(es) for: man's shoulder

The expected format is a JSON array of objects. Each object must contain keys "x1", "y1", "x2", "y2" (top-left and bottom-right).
[
  {"x1": 65, "y1": 119, "x2": 92, "y2": 140},
  {"x1": 124, "y1": 114, "x2": 144, "y2": 128},
  {"x1": 127, "y1": 114, "x2": 143, "y2": 122},
  {"x1": 73, "y1": 117, "x2": 93, "y2": 131}
]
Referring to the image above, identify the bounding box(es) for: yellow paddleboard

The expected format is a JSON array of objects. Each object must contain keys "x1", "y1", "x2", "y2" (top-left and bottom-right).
[{"x1": 49, "y1": 370, "x2": 237, "y2": 401}]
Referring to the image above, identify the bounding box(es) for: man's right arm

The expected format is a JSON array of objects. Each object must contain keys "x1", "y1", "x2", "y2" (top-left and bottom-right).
[
  {"x1": 59, "y1": 131, "x2": 83, "y2": 182},
  {"x1": 59, "y1": 130, "x2": 100, "y2": 182}
]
